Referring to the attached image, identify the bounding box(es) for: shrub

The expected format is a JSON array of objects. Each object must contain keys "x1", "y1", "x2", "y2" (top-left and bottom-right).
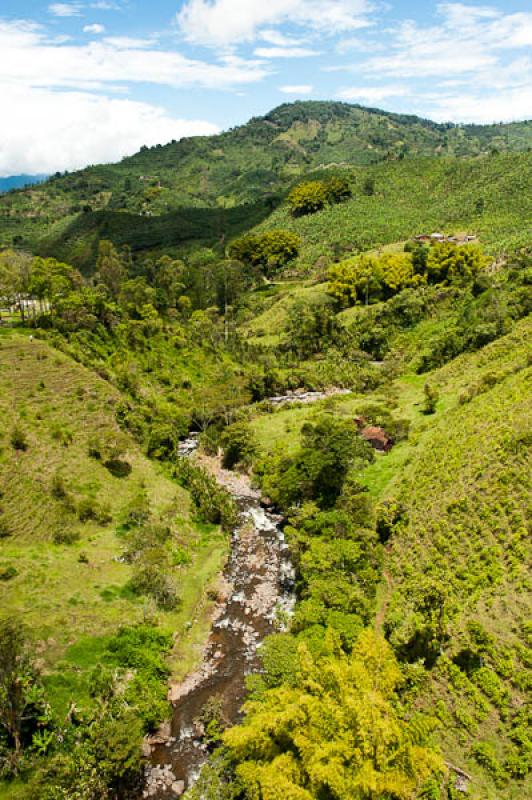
[
  {"x1": 10, "y1": 426, "x2": 28, "y2": 451},
  {"x1": 130, "y1": 553, "x2": 179, "y2": 610},
  {"x1": 77, "y1": 497, "x2": 112, "y2": 525},
  {"x1": 422, "y1": 382, "x2": 439, "y2": 414},
  {"x1": 0, "y1": 565, "x2": 17, "y2": 581},
  {"x1": 122, "y1": 490, "x2": 150, "y2": 529},
  {"x1": 50, "y1": 471, "x2": 67, "y2": 499},
  {"x1": 288, "y1": 177, "x2": 351, "y2": 216},
  {"x1": 53, "y1": 528, "x2": 80, "y2": 545},
  {"x1": 175, "y1": 459, "x2": 238, "y2": 531},
  {"x1": 288, "y1": 181, "x2": 328, "y2": 216},
  {"x1": 221, "y1": 422, "x2": 258, "y2": 470}
]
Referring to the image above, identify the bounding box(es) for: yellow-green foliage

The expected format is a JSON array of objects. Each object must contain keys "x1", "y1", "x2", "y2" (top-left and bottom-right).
[
  {"x1": 328, "y1": 251, "x2": 422, "y2": 306},
  {"x1": 229, "y1": 230, "x2": 301, "y2": 274},
  {"x1": 426, "y1": 242, "x2": 490, "y2": 283},
  {"x1": 288, "y1": 181, "x2": 328, "y2": 216},
  {"x1": 225, "y1": 630, "x2": 443, "y2": 800}
]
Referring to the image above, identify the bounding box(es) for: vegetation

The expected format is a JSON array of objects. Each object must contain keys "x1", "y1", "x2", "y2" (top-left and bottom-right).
[{"x1": 0, "y1": 100, "x2": 530, "y2": 800}]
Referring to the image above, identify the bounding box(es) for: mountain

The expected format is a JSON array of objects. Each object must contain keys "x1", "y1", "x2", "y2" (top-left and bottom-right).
[
  {"x1": 0, "y1": 174, "x2": 48, "y2": 193},
  {"x1": 1, "y1": 102, "x2": 531, "y2": 255}
]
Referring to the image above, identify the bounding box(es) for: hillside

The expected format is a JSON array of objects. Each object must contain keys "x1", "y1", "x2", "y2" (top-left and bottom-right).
[
  {"x1": 0, "y1": 330, "x2": 228, "y2": 720},
  {"x1": 1, "y1": 101, "x2": 531, "y2": 263},
  {"x1": 236, "y1": 310, "x2": 531, "y2": 799}
]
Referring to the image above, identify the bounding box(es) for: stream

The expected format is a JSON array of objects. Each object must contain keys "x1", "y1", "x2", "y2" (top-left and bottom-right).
[
  {"x1": 143, "y1": 438, "x2": 295, "y2": 798},
  {"x1": 143, "y1": 389, "x2": 349, "y2": 798}
]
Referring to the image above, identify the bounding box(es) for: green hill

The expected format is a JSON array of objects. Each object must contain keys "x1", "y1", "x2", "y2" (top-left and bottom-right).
[
  {"x1": 0, "y1": 330, "x2": 227, "y2": 717},
  {"x1": 1, "y1": 101, "x2": 531, "y2": 264}
]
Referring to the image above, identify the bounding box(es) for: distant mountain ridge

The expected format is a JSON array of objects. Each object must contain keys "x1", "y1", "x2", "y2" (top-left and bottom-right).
[{"x1": 0, "y1": 174, "x2": 48, "y2": 193}]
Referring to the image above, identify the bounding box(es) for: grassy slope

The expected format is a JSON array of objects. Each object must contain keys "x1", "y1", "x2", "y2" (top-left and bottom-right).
[
  {"x1": 245, "y1": 316, "x2": 531, "y2": 798},
  {"x1": 0, "y1": 331, "x2": 228, "y2": 715},
  {"x1": 258, "y1": 153, "x2": 532, "y2": 271},
  {"x1": 380, "y1": 322, "x2": 531, "y2": 799}
]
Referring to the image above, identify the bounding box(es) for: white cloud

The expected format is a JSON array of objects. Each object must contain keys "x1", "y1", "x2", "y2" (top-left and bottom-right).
[
  {"x1": 260, "y1": 29, "x2": 306, "y2": 47},
  {"x1": 336, "y1": 85, "x2": 410, "y2": 102},
  {"x1": 0, "y1": 83, "x2": 219, "y2": 176},
  {"x1": 362, "y1": 4, "x2": 532, "y2": 78},
  {"x1": 48, "y1": 3, "x2": 83, "y2": 16},
  {"x1": 83, "y1": 23, "x2": 105, "y2": 34},
  {"x1": 254, "y1": 46, "x2": 320, "y2": 58},
  {"x1": 0, "y1": 18, "x2": 262, "y2": 174},
  {"x1": 279, "y1": 84, "x2": 313, "y2": 94},
  {"x1": 177, "y1": 0, "x2": 372, "y2": 48},
  {"x1": 0, "y1": 19, "x2": 270, "y2": 91},
  {"x1": 425, "y1": 85, "x2": 532, "y2": 124}
]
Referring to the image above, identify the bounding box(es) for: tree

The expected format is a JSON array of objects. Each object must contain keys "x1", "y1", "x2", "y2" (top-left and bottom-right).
[
  {"x1": 221, "y1": 422, "x2": 258, "y2": 469},
  {"x1": 96, "y1": 240, "x2": 127, "y2": 298},
  {"x1": 229, "y1": 231, "x2": 301, "y2": 276},
  {"x1": 0, "y1": 617, "x2": 48, "y2": 757},
  {"x1": 426, "y1": 243, "x2": 489, "y2": 285},
  {"x1": 0, "y1": 250, "x2": 33, "y2": 322},
  {"x1": 286, "y1": 299, "x2": 341, "y2": 358},
  {"x1": 260, "y1": 416, "x2": 374, "y2": 511},
  {"x1": 225, "y1": 630, "x2": 443, "y2": 800},
  {"x1": 288, "y1": 181, "x2": 328, "y2": 216},
  {"x1": 324, "y1": 176, "x2": 352, "y2": 204}
]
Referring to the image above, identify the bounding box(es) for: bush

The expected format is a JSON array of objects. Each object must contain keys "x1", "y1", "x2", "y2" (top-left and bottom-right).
[
  {"x1": 0, "y1": 565, "x2": 18, "y2": 581},
  {"x1": 53, "y1": 528, "x2": 80, "y2": 545},
  {"x1": 422, "y1": 382, "x2": 439, "y2": 414},
  {"x1": 10, "y1": 426, "x2": 28, "y2": 451},
  {"x1": 77, "y1": 497, "x2": 112, "y2": 525},
  {"x1": 50, "y1": 471, "x2": 67, "y2": 499},
  {"x1": 130, "y1": 552, "x2": 179, "y2": 610},
  {"x1": 288, "y1": 177, "x2": 351, "y2": 216},
  {"x1": 175, "y1": 459, "x2": 238, "y2": 531},
  {"x1": 288, "y1": 181, "x2": 328, "y2": 216},
  {"x1": 221, "y1": 422, "x2": 258, "y2": 470}
]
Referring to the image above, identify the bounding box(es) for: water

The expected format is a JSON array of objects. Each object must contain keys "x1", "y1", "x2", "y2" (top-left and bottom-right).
[
  {"x1": 144, "y1": 388, "x2": 351, "y2": 797},
  {"x1": 143, "y1": 436, "x2": 295, "y2": 798}
]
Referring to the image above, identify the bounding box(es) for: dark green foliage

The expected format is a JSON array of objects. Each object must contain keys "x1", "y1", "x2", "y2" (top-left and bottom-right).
[
  {"x1": 0, "y1": 618, "x2": 50, "y2": 764},
  {"x1": 258, "y1": 415, "x2": 374, "y2": 511},
  {"x1": 105, "y1": 624, "x2": 172, "y2": 678},
  {"x1": 220, "y1": 422, "x2": 258, "y2": 470},
  {"x1": 285, "y1": 298, "x2": 341, "y2": 358},
  {"x1": 228, "y1": 230, "x2": 301, "y2": 275},
  {"x1": 10, "y1": 425, "x2": 28, "y2": 451},
  {"x1": 174, "y1": 459, "x2": 238, "y2": 531}
]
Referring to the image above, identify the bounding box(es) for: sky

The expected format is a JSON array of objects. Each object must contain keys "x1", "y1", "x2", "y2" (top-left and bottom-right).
[{"x1": 1, "y1": 0, "x2": 531, "y2": 176}]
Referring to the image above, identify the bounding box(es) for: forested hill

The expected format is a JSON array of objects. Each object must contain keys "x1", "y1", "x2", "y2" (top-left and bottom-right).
[{"x1": 2, "y1": 101, "x2": 532, "y2": 221}]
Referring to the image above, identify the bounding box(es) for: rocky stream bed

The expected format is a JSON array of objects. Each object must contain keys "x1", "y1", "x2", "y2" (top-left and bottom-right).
[{"x1": 143, "y1": 389, "x2": 349, "y2": 798}]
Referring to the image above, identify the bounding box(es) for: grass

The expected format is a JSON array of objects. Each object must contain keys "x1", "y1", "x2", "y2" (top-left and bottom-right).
[{"x1": 0, "y1": 331, "x2": 228, "y2": 716}]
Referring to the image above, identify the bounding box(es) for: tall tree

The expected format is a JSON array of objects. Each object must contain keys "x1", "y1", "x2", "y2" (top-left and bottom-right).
[{"x1": 96, "y1": 240, "x2": 127, "y2": 299}]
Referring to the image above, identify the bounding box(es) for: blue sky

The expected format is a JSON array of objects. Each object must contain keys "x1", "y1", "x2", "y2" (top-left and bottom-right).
[{"x1": 1, "y1": 1, "x2": 531, "y2": 175}]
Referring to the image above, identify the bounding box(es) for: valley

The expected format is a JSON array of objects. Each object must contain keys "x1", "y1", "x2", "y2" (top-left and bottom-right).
[{"x1": 0, "y1": 101, "x2": 530, "y2": 800}]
